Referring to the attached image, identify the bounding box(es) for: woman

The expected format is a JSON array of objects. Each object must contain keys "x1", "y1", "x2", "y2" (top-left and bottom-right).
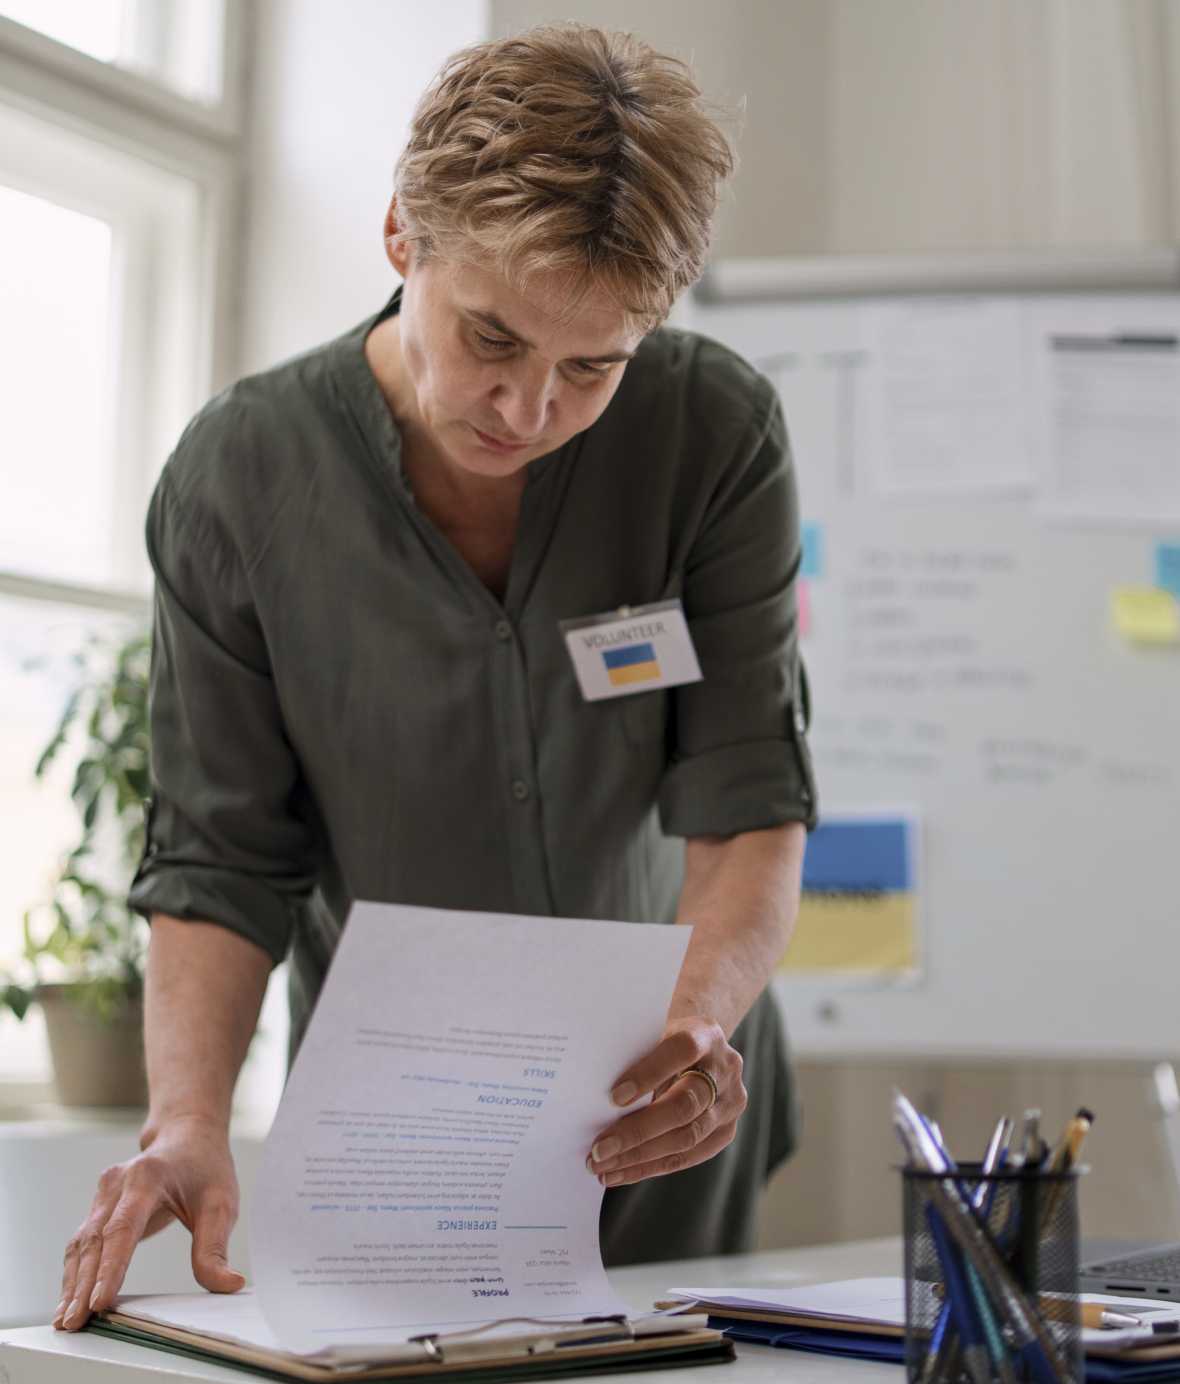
[{"x1": 54, "y1": 24, "x2": 817, "y2": 1333}]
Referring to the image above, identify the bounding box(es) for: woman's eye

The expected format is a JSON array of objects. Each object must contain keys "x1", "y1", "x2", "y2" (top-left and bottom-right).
[{"x1": 472, "y1": 332, "x2": 611, "y2": 379}]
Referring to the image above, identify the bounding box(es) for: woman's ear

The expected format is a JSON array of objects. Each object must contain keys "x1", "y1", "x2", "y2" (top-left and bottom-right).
[{"x1": 383, "y1": 199, "x2": 412, "y2": 276}]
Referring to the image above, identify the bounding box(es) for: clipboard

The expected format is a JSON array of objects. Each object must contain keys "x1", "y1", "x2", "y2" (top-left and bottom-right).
[{"x1": 87, "y1": 1304, "x2": 734, "y2": 1382}]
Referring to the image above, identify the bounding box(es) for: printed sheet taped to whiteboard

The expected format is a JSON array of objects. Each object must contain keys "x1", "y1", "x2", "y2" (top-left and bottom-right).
[{"x1": 780, "y1": 812, "x2": 921, "y2": 982}]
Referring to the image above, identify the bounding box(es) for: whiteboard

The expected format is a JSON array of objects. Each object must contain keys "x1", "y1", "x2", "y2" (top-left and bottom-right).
[{"x1": 676, "y1": 288, "x2": 1180, "y2": 1058}]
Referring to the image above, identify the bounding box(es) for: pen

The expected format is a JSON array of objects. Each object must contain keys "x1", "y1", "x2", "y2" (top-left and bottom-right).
[
  {"x1": 976, "y1": 1118, "x2": 1013, "y2": 1209},
  {"x1": 925, "y1": 1116, "x2": 1013, "y2": 1377},
  {"x1": 895, "y1": 1098, "x2": 977, "y2": 1384},
  {"x1": 911, "y1": 1111, "x2": 991, "y2": 1381}
]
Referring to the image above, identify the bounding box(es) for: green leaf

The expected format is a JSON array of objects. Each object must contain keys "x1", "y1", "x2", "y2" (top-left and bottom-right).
[
  {"x1": 34, "y1": 689, "x2": 82, "y2": 778},
  {"x1": 22, "y1": 624, "x2": 152, "y2": 993},
  {"x1": 3, "y1": 984, "x2": 32, "y2": 1020},
  {"x1": 70, "y1": 758, "x2": 99, "y2": 802}
]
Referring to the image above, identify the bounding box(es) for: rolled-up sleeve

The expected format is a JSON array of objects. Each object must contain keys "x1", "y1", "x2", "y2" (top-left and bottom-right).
[
  {"x1": 658, "y1": 386, "x2": 819, "y2": 838},
  {"x1": 127, "y1": 466, "x2": 320, "y2": 965}
]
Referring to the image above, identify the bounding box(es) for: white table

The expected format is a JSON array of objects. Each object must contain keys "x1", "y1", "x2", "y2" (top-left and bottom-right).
[{"x1": 0, "y1": 1237, "x2": 903, "y2": 1383}]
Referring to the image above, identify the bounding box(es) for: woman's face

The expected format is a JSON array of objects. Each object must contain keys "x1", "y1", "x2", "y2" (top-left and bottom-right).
[{"x1": 389, "y1": 241, "x2": 646, "y2": 480}]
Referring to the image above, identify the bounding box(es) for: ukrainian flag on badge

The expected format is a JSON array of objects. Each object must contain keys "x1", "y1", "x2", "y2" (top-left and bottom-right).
[{"x1": 603, "y1": 641, "x2": 661, "y2": 687}]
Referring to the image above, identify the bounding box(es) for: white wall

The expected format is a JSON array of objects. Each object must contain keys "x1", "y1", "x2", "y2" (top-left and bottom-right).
[
  {"x1": 491, "y1": 0, "x2": 1180, "y2": 260},
  {"x1": 825, "y1": 0, "x2": 1176, "y2": 253},
  {"x1": 487, "y1": 0, "x2": 831, "y2": 260},
  {"x1": 238, "y1": 0, "x2": 1180, "y2": 321},
  {"x1": 239, "y1": 0, "x2": 489, "y2": 376}
]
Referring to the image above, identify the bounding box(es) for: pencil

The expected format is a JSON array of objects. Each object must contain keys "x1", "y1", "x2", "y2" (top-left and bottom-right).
[
  {"x1": 1039, "y1": 1107, "x2": 1093, "y2": 1230},
  {"x1": 1039, "y1": 1297, "x2": 1178, "y2": 1333},
  {"x1": 1048, "y1": 1107, "x2": 1094, "y2": 1173}
]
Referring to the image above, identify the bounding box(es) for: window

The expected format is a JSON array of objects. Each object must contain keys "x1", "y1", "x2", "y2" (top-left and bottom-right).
[
  {"x1": 0, "y1": 0, "x2": 227, "y2": 105},
  {"x1": 0, "y1": 0, "x2": 126, "y2": 64},
  {"x1": 1, "y1": 187, "x2": 113, "y2": 587},
  {"x1": 0, "y1": 98, "x2": 206, "y2": 592},
  {"x1": 0, "y1": 1, "x2": 245, "y2": 1085}
]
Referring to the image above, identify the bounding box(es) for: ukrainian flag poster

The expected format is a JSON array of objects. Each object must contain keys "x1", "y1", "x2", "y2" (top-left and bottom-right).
[{"x1": 780, "y1": 813, "x2": 921, "y2": 979}]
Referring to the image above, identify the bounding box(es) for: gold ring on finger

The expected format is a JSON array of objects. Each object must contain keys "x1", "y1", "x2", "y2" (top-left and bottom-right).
[{"x1": 682, "y1": 1066, "x2": 718, "y2": 1111}]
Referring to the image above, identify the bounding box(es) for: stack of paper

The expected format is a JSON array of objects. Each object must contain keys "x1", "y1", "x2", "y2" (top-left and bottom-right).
[{"x1": 665, "y1": 1279, "x2": 1180, "y2": 1382}]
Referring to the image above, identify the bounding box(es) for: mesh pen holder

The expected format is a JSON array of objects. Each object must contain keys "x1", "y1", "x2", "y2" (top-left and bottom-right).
[{"x1": 902, "y1": 1163, "x2": 1084, "y2": 1384}]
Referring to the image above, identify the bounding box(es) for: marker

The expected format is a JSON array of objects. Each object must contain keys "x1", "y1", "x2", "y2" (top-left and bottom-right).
[{"x1": 1020, "y1": 1109, "x2": 1049, "y2": 1166}]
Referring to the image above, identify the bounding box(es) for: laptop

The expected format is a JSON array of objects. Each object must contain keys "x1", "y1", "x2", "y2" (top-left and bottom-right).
[{"x1": 1079, "y1": 1064, "x2": 1180, "y2": 1299}]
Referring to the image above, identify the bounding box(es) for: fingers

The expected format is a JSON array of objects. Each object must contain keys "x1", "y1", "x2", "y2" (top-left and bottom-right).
[
  {"x1": 86, "y1": 1169, "x2": 170, "y2": 1318},
  {"x1": 589, "y1": 1024, "x2": 747, "y2": 1185},
  {"x1": 595, "y1": 1121, "x2": 739, "y2": 1187},
  {"x1": 54, "y1": 1128, "x2": 241, "y2": 1331},
  {"x1": 55, "y1": 1165, "x2": 123, "y2": 1331},
  {"x1": 608, "y1": 1025, "x2": 717, "y2": 1108},
  {"x1": 191, "y1": 1191, "x2": 245, "y2": 1293},
  {"x1": 56, "y1": 1156, "x2": 180, "y2": 1330},
  {"x1": 598, "y1": 1037, "x2": 744, "y2": 1153},
  {"x1": 595, "y1": 1067, "x2": 720, "y2": 1157},
  {"x1": 590, "y1": 1063, "x2": 746, "y2": 1181}
]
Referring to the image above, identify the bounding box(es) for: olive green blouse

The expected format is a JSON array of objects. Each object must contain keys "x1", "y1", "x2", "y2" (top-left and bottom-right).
[{"x1": 128, "y1": 287, "x2": 818, "y2": 1264}]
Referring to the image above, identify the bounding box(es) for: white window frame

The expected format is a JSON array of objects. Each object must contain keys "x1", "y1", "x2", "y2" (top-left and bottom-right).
[
  {"x1": 0, "y1": 4, "x2": 248, "y2": 615},
  {"x1": 0, "y1": 6, "x2": 252, "y2": 1092}
]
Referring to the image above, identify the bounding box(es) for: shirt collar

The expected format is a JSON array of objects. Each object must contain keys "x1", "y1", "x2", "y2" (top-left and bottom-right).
[{"x1": 332, "y1": 285, "x2": 412, "y2": 498}]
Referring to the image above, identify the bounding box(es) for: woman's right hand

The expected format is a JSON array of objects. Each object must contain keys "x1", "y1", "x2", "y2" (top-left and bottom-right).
[{"x1": 54, "y1": 1114, "x2": 246, "y2": 1331}]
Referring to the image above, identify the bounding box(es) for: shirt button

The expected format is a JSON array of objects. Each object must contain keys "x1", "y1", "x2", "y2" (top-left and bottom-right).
[
  {"x1": 511, "y1": 779, "x2": 530, "y2": 802},
  {"x1": 495, "y1": 619, "x2": 513, "y2": 642}
]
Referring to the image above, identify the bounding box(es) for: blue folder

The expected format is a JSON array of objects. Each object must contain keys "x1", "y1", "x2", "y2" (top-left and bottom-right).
[{"x1": 711, "y1": 1317, "x2": 1180, "y2": 1382}]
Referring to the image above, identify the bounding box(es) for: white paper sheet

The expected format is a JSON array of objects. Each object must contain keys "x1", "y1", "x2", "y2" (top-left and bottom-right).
[
  {"x1": 670, "y1": 1277, "x2": 908, "y2": 1324},
  {"x1": 861, "y1": 301, "x2": 1034, "y2": 496},
  {"x1": 111, "y1": 1289, "x2": 286, "y2": 1353},
  {"x1": 249, "y1": 903, "x2": 691, "y2": 1356},
  {"x1": 1043, "y1": 328, "x2": 1180, "y2": 524}
]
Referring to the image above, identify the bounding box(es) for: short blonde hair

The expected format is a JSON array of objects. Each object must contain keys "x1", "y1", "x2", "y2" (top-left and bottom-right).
[{"x1": 393, "y1": 24, "x2": 734, "y2": 328}]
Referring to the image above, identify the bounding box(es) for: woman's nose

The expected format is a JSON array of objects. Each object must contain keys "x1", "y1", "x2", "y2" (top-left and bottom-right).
[{"x1": 492, "y1": 366, "x2": 553, "y2": 440}]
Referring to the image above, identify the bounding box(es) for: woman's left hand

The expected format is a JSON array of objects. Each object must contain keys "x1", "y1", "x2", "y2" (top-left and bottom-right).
[{"x1": 585, "y1": 1017, "x2": 747, "y2": 1187}]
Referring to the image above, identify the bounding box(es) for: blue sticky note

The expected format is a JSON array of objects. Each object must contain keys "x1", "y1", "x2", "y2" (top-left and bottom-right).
[
  {"x1": 801, "y1": 522, "x2": 824, "y2": 580},
  {"x1": 1157, "y1": 542, "x2": 1180, "y2": 598}
]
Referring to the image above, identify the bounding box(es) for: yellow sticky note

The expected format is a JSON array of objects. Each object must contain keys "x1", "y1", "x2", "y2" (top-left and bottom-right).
[{"x1": 1111, "y1": 586, "x2": 1180, "y2": 644}]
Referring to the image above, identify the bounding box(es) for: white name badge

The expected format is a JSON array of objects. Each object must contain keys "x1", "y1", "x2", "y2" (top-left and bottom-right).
[{"x1": 560, "y1": 599, "x2": 703, "y2": 702}]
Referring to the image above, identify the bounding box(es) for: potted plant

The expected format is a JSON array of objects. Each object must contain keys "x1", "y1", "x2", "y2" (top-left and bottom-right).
[{"x1": 1, "y1": 627, "x2": 153, "y2": 1107}]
